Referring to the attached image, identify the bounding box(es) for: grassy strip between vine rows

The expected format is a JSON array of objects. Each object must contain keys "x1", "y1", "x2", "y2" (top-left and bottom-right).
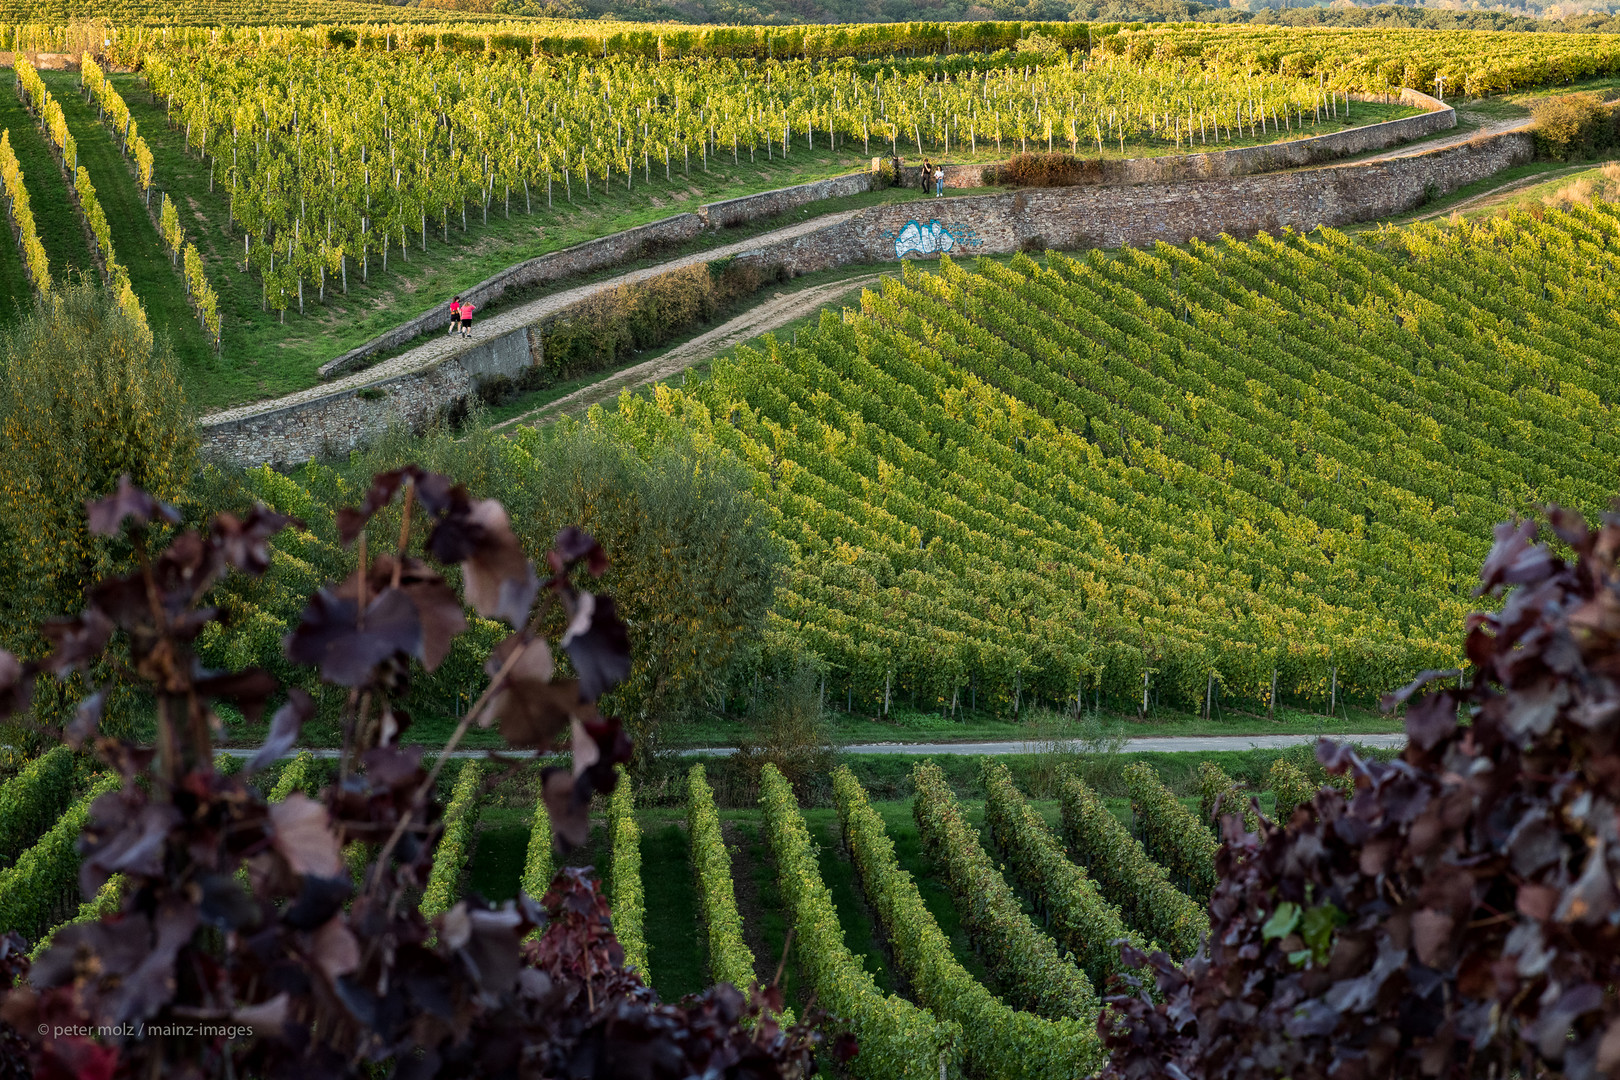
[
  {"x1": 687, "y1": 764, "x2": 792, "y2": 1020},
  {"x1": 0, "y1": 772, "x2": 120, "y2": 943},
  {"x1": 1121, "y1": 762, "x2": 1219, "y2": 903},
  {"x1": 0, "y1": 745, "x2": 80, "y2": 870},
  {"x1": 420, "y1": 760, "x2": 483, "y2": 923},
  {"x1": 759, "y1": 764, "x2": 958, "y2": 1080},
  {"x1": 910, "y1": 761, "x2": 1098, "y2": 1022},
  {"x1": 833, "y1": 765, "x2": 1103, "y2": 1079},
  {"x1": 609, "y1": 771, "x2": 649, "y2": 979},
  {"x1": 980, "y1": 759, "x2": 1151, "y2": 990}
]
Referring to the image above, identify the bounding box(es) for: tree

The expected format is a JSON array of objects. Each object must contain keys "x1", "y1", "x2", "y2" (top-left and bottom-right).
[{"x1": 0, "y1": 284, "x2": 194, "y2": 740}]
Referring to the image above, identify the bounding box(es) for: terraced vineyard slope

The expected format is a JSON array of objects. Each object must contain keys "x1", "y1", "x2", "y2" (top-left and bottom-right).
[{"x1": 601, "y1": 204, "x2": 1620, "y2": 718}]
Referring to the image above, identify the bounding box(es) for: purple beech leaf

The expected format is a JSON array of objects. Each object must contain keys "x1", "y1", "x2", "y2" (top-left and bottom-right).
[
  {"x1": 38, "y1": 608, "x2": 113, "y2": 676},
  {"x1": 270, "y1": 794, "x2": 345, "y2": 878},
  {"x1": 194, "y1": 666, "x2": 279, "y2": 725},
  {"x1": 0, "y1": 650, "x2": 34, "y2": 720},
  {"x1": 85, "y1": 474, "x2": 179, "y2": 536},
  {"x1": 284, "y1": 586, "x2": 421, "y2": 687},
  {"x1": 561, "y1": 593, "x2": 631, "y2": 702},
  {"x1": 66, "y1": 690, "x2": 106, "y2": 748},
  {"x1": 211, "y1": 504, "x2": 298, "y2": 576},
  {"x1": 245, "y1": 689, "x2": 315, "y2": 774},
  {"x1": 550, "y1": 526, "x2": 608, "y2": 578}
]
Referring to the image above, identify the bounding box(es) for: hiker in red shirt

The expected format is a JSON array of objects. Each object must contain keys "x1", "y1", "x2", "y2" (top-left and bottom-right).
[
  {"x1": 459, "y1": 300, "x2": 475, "y2": 338},
  {"x1": 448, "y1": 296, "x2": 461, "y2": 336}
]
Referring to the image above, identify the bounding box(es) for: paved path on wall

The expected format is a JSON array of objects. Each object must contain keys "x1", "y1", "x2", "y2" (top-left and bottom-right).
[
  {"x1": 217, "y1": 731, "x2": 1405, "y2": 760},
  {"x1": 202, "y1": 209, "x2": 863, "y2": 426},
  {"x1": 490, "y1": 272, "x2": 888, "y2": 430},
  {"x1": 1354, "y1": 116, "x2": 1529, "y2": 164}
]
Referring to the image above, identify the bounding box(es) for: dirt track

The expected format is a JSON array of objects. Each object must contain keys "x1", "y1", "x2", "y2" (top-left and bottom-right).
[{"x1": 492, "y1": 272, "x2": 887, "y2": 430}]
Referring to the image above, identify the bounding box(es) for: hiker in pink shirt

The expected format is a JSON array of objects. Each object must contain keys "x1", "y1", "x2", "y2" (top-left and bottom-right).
[{"x1": 459, "y1": 300, "x2": 475, "y2": 338}]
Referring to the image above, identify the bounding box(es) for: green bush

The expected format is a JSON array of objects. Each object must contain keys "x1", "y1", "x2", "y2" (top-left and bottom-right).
[
  {"x1": 420, "y1": 760, "x2": 483, "y2": 922},
  {"x1": 759, "y1": 764, "x2": 957, "y2": 1080},
  {"x1": 981, "y1": 760, "x2": 1151, "y2": 988},
  {"x1": 0, "y1": 772, "x2": 119, "y2": 943},
  {"x1": 0, "y1": 746, "x2": 80, "y2": 869},
  {"x1": 1059, "y1": 772, "x2": 1207, "y2": 960},
  {"x1": 833, "y1": 766, "x2": 1102, "y2": 1080},
  {"x1": 1123, "y1": 761, "x2": 1218, "y2": 901},
  {"x1": 1194, "y1": 761, "x2": 1258, "y2": 834},
  {"x1": 520, "y1": 785, "x2": 553, "y2": 908},
  {"x1": 912, "y1": 762, "x2": 1098, "y2": 1020},
  {"x1": 609, "y1": 772, "x2": 649, "y2": 977},
  {"x1": 1532, "y1": 92, "x2": 1617, "y2": 160}
]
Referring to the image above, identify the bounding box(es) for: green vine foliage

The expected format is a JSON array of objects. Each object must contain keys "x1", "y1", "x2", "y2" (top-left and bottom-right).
[
  {"x1": 520, "y1": 785, "x2": 553, "y2": 941},
  {"x1": 1057, "y1": 773, "x2": 1208, "y2": 961},
  {"x1": 912, "y1": 761, "x2": 1099, "y2": 1021},
  {"x1": 1194, "y1": 761, "x2": 1258, "y2": 835},
  {"x1": 609, "y1": 771, "x2": 649, "y2": 978},
  {"x1": 686, "y1": 764, "x2": 789, "y2": 1020},
  {"x1": 1266, "y1": 758, "x2": 1317, "y2": 824},
  {"x1": 0, "y1": 773, "x2": 119, "y2": 942},
  {"x1": 1123, "y1": 762, "x2": 1218, "y2": 902},
  {"x1": 419, "y1": 760, "x2": 483, "y2": 923},
  {"x1": 267, "y1": 750, "x2": 314, "y2": 802},
  {"x1": 0, "y1": 745, "x2": 80, "y2": 870},
  {"x1": 28, "y1": 873, "x2": 123, "y2": 962},
  {"x1": 834, "y1": 765, "x2": 1103, "y2": 1080},
  {"x1": 759, "y1": 764, "x2": 958, "y2": 1080},
  {"x1": 980, "y1": 760, "x2": 1151, "y2": 989}
]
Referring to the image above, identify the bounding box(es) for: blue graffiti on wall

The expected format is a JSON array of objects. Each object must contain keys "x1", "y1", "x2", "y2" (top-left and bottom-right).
[{"x1": 884, "y1": 219, "x2": 983, "y2": 260}]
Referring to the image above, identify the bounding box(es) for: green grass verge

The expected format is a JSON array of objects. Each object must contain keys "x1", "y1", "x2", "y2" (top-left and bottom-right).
[
  {"x1": 43, "y1": 72, "x2": 214, "y2": 387},
  {"x1": 0, "y1": 81, "x2": 93, "y2": 286},
  {"x1": 638, "y1": 817, "x2": 708, "y2": 1003}
]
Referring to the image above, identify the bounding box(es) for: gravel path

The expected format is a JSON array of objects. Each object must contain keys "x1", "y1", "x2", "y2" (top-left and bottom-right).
[
  {"x1": 490, "y1": 272, "x2": 887, "y2": 429},
  {"x1": 1354, "y1": 116, "x2": 1529, "y2": 164},
  {"x1": 203, "y1": 211, "x2": 860, "y2": 425}
]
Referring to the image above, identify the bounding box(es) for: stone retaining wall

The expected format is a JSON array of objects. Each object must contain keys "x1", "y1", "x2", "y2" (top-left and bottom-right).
[
  {"x1": 894, "y1": 88, "x2": 1452, "y2": 191},
  {"x1": 205, "y1": 122, "x2": 1531, "y2": 469}
]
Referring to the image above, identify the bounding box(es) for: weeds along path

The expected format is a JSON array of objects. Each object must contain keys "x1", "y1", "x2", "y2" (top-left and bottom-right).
[
  {"x1": 491, "y1": 272, "x2": 887, "y2": 431},
  {"x1": 202, "y1": 210, "x2": 861, "y2": 426},
  {"x1": 0, "y1": 82, "x2": 93, "y2": 287},
  {"x1": 43, "y1": 72, "x2": 213, "y2": 382}
]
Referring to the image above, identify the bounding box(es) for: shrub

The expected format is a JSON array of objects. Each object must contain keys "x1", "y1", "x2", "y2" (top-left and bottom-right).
[
  {"x1": 981, "y1": 759, "x2": 1151, "y2": 987},
  {"x1": 28, "y1": 872, "x2": 121, "y2": 961},
  {"x1": 1060, "y1": 772, "x2": 1208, "y2": 960},
  {"x1": 419, "y1": 759, "x2": 483, "y2": 922},
  {"x1": 520, "y1": 785, "x2": 553, "y2": 903},
  {"x1": 1123, "y1": 761, "x2": 1218, "y2": 901},
  {"x1": 609, "y1": 771, "x2": 649, "y2": 977},
  {"x1": 1532, "y1": 91, "x2": 1617, "y2": 160},
  {"x1": 913, "y1": 761, "x2": 1099, "y2": 1019},
  {"x1": 760, "y1": 763, "x2": 958, "y2": 1080},
  {"x1": 834, "y1": 766, "x2": 1103, "y2": 1080}
]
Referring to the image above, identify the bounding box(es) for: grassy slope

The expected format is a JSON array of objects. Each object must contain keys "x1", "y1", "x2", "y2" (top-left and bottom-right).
[
  {"x1": 0, "y1": 83, "x2": 93, "y2": 286},
  {"x1": 43, "y1": 72, "x2": 215, "y2": 393}
]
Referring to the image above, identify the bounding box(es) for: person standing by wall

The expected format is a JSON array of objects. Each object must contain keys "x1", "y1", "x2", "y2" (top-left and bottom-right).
[{"x1": 935, "y1": 164, "x2": 945, "y2": 197}]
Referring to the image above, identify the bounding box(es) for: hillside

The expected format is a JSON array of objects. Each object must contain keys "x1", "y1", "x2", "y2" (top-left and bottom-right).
[{"x1": 589, "y1": 205, "x2": 1620, "y2": 718}]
